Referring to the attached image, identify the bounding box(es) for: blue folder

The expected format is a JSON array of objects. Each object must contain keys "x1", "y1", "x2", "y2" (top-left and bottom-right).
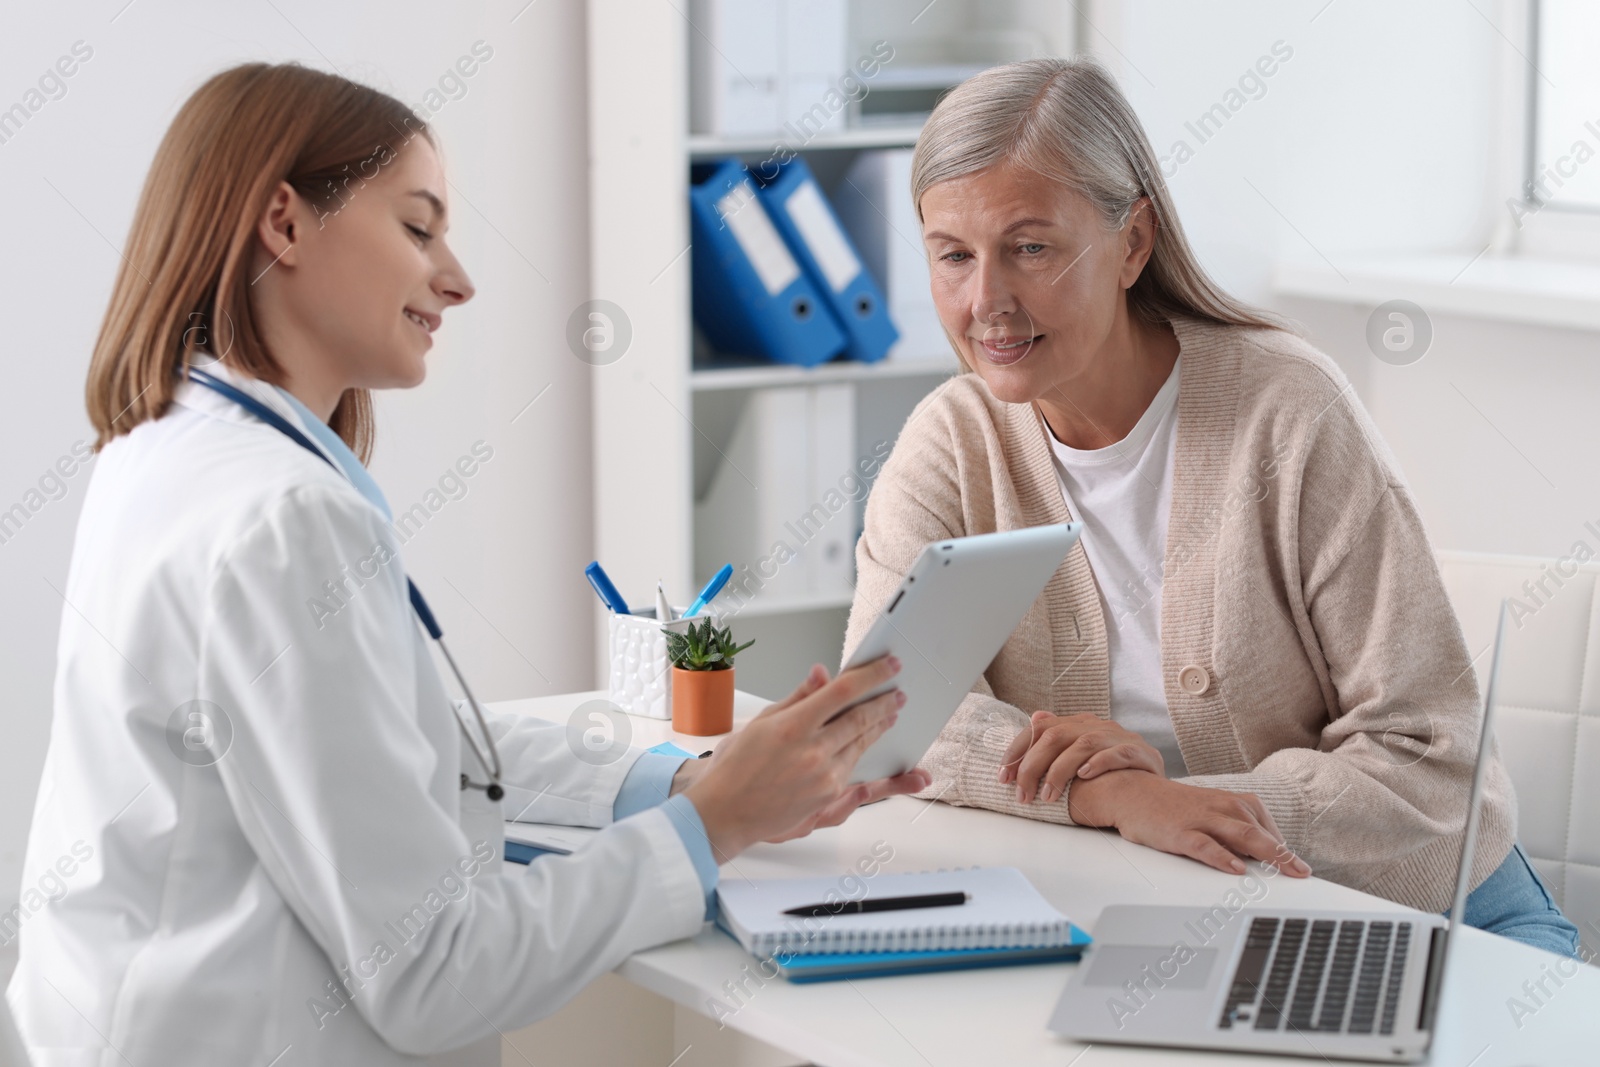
[
  {"x1": 503, "y1": 841, "x2": 552, "y2": 865},
  {"x1": 691, "y1": 159, "x2": 846, "y2": 367},
  {"x1": 758, "y1": 158, "x2": 899, "y2": 364}
]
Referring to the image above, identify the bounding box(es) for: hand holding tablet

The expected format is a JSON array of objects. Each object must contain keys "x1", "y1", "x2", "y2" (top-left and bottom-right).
[{"x1": 838, "y1": 524, "x2": 1084, "y2": 785}]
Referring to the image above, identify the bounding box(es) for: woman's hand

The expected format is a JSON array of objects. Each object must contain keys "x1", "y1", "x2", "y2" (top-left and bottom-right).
[
  {"x1": 999, "y1": 710, "x2": 1167, "y2": 803},
  {"x1": 1068, "y1": 770, "x2": 1312, "y2": 877},
  {"x1": 682, "y1": 659, "x2": 928, "y2": 862}
]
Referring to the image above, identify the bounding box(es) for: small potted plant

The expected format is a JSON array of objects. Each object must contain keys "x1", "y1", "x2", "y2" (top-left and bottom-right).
[{"x1": 665, "y1": 618, "x2": 754, "y2": 735}]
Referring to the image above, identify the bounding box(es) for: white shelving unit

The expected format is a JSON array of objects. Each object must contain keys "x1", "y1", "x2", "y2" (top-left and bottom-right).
[
  {"x1": 689, "y1": 357, "x2": 957, "y2": 392},
  {"x1": 686, "y1": 124, "x2": 923, "y2": 157},
  {"x1": 586, "y1": 1, "x2": 1075, "y2": 698}
]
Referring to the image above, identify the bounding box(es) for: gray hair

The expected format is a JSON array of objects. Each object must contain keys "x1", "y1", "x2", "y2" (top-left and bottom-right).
[{"x1": 911, "y1": 56, "x2": 1283, "y2": 333}]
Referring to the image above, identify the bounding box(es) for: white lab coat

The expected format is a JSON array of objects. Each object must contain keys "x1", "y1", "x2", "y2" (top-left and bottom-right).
[{"x1": 7, "y1": 365, "x2": 708, "y2": 1066}]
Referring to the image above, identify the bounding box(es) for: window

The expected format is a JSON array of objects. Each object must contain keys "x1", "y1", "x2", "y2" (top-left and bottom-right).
[{"x1": 1526, "y1": 0, "x2": 1600, "y2": 214}]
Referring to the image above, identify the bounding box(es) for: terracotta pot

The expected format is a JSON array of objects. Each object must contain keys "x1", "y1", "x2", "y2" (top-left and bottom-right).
[{"x1": 672, "y1": 666, "x2": 735, "y2": 736}]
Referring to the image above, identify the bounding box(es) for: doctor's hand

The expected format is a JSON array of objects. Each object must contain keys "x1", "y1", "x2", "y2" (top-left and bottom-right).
[
  {"x1": 998, "y1": 710, "x2": 1167, "y2": 804},
  {"x1": 1066, "y1": 771, "x2": 1312, "y2": 878},
  {"x1": 751, "y1": 659, "x2": 931, "y2": 843},
  {"x1": 681, "y1": 658, "x2": 929, "y2": 862}
]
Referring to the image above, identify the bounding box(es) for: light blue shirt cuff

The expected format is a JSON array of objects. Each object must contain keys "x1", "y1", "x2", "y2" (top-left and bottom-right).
[
  {"x1": 661, "y1": 793, "x2": 720, "y2": 921},
  {"x1": 612, "y1": 751, "x2": 684, "y2": 821},
  {"x1": 613, "y1": 753, "x2": 718, "y2": 919}
]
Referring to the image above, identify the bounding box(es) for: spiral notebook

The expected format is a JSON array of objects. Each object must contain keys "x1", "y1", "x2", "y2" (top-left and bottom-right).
[{"x1": 715, "y1": 866, "x2": 1089, "y2": 958}]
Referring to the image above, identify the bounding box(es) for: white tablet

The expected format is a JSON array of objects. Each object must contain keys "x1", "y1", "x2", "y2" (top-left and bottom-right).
[{"x1": 838, "y1": 523, "x2": 1084, "y2": 784}]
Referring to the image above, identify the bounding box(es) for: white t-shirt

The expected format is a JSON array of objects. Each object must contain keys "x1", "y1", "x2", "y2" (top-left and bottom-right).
[{"x1": 1047, "y1": 358, "x2": 1188, "y2": 777}]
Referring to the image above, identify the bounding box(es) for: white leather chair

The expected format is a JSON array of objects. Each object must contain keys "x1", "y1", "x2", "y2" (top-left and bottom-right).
[
  {"x1": 0, "y1": 990, "x2": 30, "y2": 1067},
  {"x1": 1435, "y1": 550, "x2": 1599, "y2": 960}
]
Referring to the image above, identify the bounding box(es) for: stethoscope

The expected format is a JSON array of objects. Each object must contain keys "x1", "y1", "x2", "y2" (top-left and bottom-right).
[{"x1": 185, "y1": 365, "x2": 505, "y2": 802}]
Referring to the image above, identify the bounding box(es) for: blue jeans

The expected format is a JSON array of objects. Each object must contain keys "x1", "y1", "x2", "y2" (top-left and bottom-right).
[{"x1": 1446, "y1": 843, "x2": 1580, "y2": 958}]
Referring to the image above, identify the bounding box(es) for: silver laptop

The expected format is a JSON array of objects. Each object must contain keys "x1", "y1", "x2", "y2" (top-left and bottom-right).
[{"x1": 1048, "y1": 600, "x2": 1512, "y2": 1062}]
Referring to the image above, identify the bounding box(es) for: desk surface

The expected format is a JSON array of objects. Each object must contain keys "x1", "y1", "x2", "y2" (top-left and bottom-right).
[{"x1": 494, "y1": 691, "x2": 1598, "y2": 1066}]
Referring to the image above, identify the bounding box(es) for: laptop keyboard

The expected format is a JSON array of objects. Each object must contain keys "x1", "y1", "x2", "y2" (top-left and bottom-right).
[{"x1": 1218, "y1": 917, "x2": 1412, "y2": 1035}]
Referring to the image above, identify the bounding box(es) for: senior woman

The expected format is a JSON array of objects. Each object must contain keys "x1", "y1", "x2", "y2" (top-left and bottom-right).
[{"x1": 843, "y1": 57, "x2": 1579, "y2": 955}]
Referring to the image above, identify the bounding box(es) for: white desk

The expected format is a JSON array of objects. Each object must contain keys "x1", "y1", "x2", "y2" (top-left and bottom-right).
[{"x1": 494, "y1": 691, "x2": 1598, "y2": 1066}]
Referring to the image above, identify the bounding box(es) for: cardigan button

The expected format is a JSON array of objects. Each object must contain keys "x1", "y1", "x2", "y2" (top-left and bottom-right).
[{"x1": 1177, "y1": 665, "x2": 1210, "y2": 696}]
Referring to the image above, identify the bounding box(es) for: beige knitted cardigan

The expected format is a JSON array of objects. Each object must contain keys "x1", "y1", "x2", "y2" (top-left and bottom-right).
[{"x1": 843, "y1": 317, "x2": 1515, "y2": 913}]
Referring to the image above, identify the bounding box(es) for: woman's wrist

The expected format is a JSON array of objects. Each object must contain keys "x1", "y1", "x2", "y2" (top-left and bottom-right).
[{"x1": 1064, "y1": 768, "x2": 1154, "y2": 827}]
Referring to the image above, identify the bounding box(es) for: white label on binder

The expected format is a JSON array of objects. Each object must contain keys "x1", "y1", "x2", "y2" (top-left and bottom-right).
[
  {"x1": 784, "y1": 181, "x2": 861, "y2": 293},
  {"x1": 716, "y1": 182, "x2": 800, "y2": 296}
]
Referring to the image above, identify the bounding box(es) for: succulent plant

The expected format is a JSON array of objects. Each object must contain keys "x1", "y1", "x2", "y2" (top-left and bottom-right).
[{"x1": 665, "y1": 618, "x2": 754, "y2": 671}]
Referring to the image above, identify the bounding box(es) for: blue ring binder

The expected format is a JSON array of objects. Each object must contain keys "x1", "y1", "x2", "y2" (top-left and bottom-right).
[{"x1": 690, "y1": 159, "x2": 847, "y2": 367}]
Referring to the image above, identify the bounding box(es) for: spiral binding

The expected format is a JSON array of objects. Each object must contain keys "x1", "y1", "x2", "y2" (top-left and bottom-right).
[{"x1": 752, "y1": 866, "x2": 1076, "y2": 957}]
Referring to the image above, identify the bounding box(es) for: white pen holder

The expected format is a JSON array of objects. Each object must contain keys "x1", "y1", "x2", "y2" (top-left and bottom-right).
[{"x1": 607, "y1": 608, "x2": 724, "y2": 720}]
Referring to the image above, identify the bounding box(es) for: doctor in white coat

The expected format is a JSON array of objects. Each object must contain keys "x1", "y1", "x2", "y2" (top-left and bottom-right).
[{"x1": 8, "y1": 62, "x2": 928, "y2": 1066}]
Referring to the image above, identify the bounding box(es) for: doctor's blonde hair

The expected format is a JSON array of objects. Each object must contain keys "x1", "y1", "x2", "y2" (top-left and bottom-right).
[
  {"x1": 85, "y1": 63, "x2": 435, "y2": 461},
  {"x1": 911, "y1": 56, "x2": 1280, "y2": 370}
]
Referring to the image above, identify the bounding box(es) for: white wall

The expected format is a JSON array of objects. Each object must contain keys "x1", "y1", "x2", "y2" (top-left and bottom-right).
[
  {"x1": 1280, "y1": 298, "x2": 1600, "y2": 559},
  {"x1": 1088, "y1": 0, "x2": 1599, "y2": 557},
  {"x1": 0, "y1": 0, "x2": 592, "y2": 929}
]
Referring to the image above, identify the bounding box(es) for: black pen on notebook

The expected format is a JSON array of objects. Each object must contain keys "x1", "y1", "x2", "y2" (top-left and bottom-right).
[{"x1": 782, "y1": 892, "x2": 969, "y2": 918}]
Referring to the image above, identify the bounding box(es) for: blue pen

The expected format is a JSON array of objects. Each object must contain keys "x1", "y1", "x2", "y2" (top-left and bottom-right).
[
  {"x1": 584, "y1": 561, "x2": 631, "y2": 614},
  {"x1": 683, "y1": 563, "x2": 734, "y2": 619}
]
